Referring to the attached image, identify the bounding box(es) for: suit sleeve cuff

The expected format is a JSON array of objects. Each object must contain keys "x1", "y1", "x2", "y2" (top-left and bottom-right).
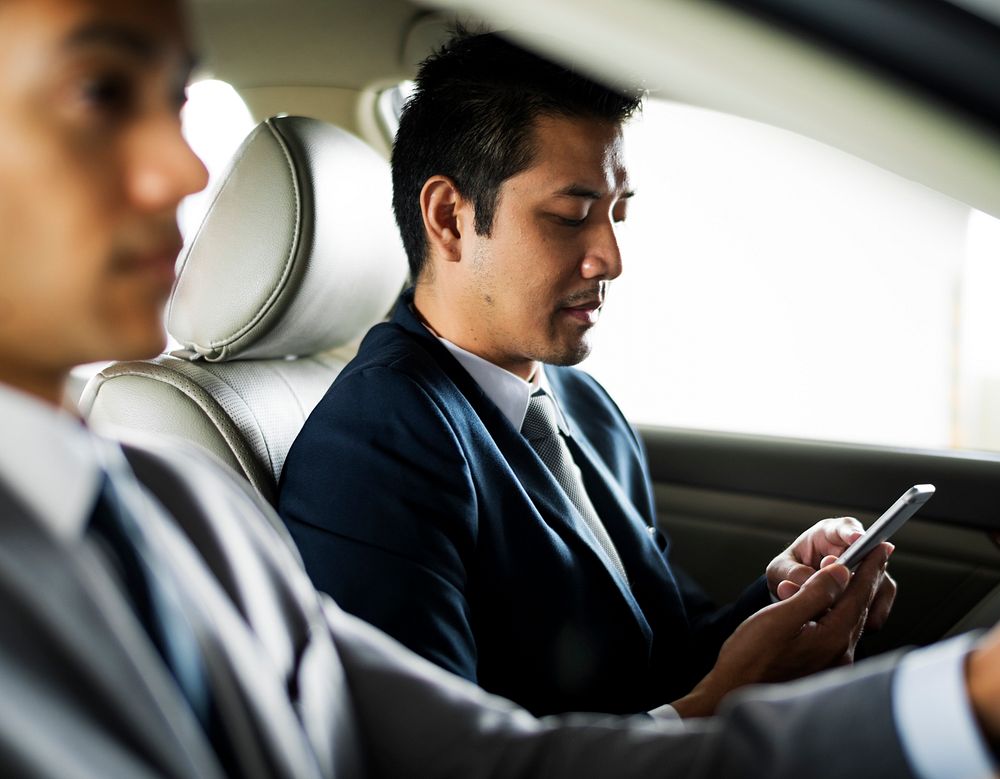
[{"x1": 892, "y1": 633, "x2": 996, "y2": 779}]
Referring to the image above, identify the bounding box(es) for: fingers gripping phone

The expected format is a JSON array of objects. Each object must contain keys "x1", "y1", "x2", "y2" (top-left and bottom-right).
[{"x1": 836, "y1": 485, "x2": 935, "y2": 571}]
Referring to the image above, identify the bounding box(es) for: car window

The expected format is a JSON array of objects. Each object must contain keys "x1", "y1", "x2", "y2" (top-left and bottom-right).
[
  {"x1": 179, "y1": 79, "x2": 256, "y2": 240},
  {"x1": 579, "y1": 97, "x2": 1000, "y2": 452},
  {"x1": 373, "y1": 85, "x2": 1000, "y2": 453},
  {"x1": 377, "y1": 80, "x2": 415, "y2": 145}
]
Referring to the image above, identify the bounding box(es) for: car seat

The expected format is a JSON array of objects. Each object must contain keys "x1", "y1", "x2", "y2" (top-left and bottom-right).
[{"x1": 80, "y1": 115, "x2": 408, "y2": 504}]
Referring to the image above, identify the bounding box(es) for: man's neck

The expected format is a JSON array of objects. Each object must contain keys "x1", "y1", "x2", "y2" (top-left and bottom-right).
[
  {"x1": 412, "y1": 284, "x2": 537, "y2": 380},
  {"x1": 0, "y1": 363, "x2": 69, "y2": 408}
]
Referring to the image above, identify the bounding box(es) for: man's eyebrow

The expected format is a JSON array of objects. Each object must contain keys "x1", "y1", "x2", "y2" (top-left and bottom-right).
[
  {"x1": 63, "y1": 22, "x2": 199, "y2": 72},
  {"x1": 554, "y1": 184, "x2": 636, "y2": 200},
  {"x1": 65, "y1": 22, "x2": 156, "y2": 59}
]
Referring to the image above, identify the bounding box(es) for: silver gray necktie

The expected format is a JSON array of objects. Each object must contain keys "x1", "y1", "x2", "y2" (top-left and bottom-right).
[{"x1": 522, "y1": 390, "x2": 628, "y2": 583}]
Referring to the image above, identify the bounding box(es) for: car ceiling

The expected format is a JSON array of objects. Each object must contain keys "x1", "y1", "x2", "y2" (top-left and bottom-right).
[
  {"x1": 188, "y1": 0, "x2": 424, "y2": 89},
  {"x1": 187, "y1": 0, "x2": 1000, "y2": 220},
  {"x1": 711, "y1": 0, "x2": 1000, "y2": 133},
  {"x1": 426, "y1": 0, "x2": 1000, "y2": 220}
]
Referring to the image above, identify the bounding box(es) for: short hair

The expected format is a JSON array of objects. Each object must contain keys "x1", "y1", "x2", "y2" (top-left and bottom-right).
[{"x1": 391, "y1": 30, "x2": 643, "y2": 280}]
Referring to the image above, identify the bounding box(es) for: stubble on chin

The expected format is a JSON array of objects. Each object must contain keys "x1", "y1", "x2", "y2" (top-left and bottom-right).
[{"x1": 534, "y1": 323, "x2": 594, "y2": 367}]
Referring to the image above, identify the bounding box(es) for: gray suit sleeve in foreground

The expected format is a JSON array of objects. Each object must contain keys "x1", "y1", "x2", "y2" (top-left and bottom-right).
[{"x1": 325, "y1": 600, "x2": 916, "y2": 779}]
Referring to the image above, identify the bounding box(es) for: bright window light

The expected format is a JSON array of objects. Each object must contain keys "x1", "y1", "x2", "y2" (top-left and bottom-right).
[
  {"x1": 579, "y1": 98, "x2": 1000, "y2": 453},
  {"x1": 377, "y1": 80, "x2": 415, "y2": 144},
  {"x1": 375, "y1": 82, "x2": 1000, "y2": 454},
  {"x1": 179, "y1": 79, "x2": 256, "y2": 240}
]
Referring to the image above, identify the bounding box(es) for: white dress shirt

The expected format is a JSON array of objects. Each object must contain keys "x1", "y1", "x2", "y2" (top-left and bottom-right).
[
  {"x1": 435, "y1": 336, "x2": 568, "y2": 432},
  {"x1": 894, "y1": 633, "x2": 996, "y2": 779},
  {"x1": 0, "y1": 382, "x2": 101, "y2": 544},
  {"x1": 0, "y1": 382, "x2": 185, "y2": 614}
]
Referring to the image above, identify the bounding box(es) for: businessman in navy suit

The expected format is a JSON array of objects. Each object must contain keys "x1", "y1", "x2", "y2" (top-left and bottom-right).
[{"x1": 278, "y1": 31, "x2": 896, "y2": 718}]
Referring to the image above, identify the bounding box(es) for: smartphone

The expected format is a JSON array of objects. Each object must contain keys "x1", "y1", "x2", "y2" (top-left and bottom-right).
[{"x1": 836, "y1": 484, "x2": 935, "y2": 571}]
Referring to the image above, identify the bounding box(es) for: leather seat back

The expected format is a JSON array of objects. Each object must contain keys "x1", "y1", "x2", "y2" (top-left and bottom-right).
[{"x1": 81, "y1": 116, "x2": 408, "y2": 503}]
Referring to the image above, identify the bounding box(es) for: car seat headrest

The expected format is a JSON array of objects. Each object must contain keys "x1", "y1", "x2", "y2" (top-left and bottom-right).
[{"x1": 167, "y1": 115, "x2": 408, "y2": 362}]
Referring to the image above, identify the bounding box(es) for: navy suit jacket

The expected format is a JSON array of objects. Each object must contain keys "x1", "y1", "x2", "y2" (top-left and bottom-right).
[{"x1": 279, "y1": 290, "x2": 770, "y2": 716}]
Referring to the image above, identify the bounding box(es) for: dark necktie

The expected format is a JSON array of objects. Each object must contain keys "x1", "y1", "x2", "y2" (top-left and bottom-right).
[
  {"x1": 88, "y1": 447, "x2": 243, "y2": 776},
  {"x1": 88, "y1": 460, "x2": 211, "y2": 728},
  {"x1": 521, "y1": 389, "x2": 628, "y2": 582}
]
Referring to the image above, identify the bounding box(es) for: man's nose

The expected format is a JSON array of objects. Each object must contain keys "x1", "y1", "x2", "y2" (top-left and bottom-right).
[
  {"x1": 127, "y1": 116, "x2": 209, "y2": 212},
  {"x1": 580, "y1": 220, "x2": 623, "y2": 280}
]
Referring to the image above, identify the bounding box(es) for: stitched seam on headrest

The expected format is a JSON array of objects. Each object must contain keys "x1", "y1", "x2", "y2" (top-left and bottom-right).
[
  {"x1": 93, "y1": 360, "x2": 275, "y2": 501},
  {"x1": 166, "y1": 125, "x2": 262, "y2": 334},
  {"x1": 207, "y1": 117, "x2": 304, "y2": 354},
  {"x1": 183, "y1": 361, "x2": 291, "y2": 483},
  {"x1": 164, "y1": 360, "x2": 277, "y2": 474}
]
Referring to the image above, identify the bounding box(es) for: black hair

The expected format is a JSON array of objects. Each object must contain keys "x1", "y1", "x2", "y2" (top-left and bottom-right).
[{"x1": 391, "y1": 29, "x2": 643, "y2": 280}]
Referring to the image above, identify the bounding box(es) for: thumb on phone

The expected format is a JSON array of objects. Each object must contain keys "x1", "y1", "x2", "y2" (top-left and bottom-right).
[{"x1": 777, "y1": 563, "x2": 851, "y2": 631}]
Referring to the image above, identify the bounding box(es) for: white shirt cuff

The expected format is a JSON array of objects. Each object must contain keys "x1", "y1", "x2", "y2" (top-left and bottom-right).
[
  {"x1": 893, "y1": 633, "x2": 996, "y2": 779},
  {"x1": 648, "y1": 702, "x2": 681, "y2": 720}
]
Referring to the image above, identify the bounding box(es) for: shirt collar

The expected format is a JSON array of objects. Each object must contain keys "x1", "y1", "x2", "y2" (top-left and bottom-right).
[
  {"x1": 0, "y1": 382, "x2": 101, "y2": 542},
  {"x1": 432, "y1": 334, "x2": 569, "y2": 434}
]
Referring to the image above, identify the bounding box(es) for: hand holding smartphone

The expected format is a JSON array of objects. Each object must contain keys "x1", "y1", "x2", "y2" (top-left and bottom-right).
[{"x1": 836, "y1": 484, "x2": 935, "y2": 570}]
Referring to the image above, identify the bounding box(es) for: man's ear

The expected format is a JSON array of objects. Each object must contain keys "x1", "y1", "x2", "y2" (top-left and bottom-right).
[{"x1": 420, "y1": 176, "x2": 467, "y2": 263}]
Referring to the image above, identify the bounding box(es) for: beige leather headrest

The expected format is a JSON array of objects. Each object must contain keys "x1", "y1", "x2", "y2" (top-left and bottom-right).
[{"x1": 168, "y1": 116, "x2": 408, "y2": 361}]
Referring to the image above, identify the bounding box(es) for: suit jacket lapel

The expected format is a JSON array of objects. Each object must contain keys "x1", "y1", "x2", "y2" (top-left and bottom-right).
[
  {"x1": 566, "y1": 432, "x2": 688, "y2": 607},
  {"x1": 150, "y1": 517, "x2": 324, "y2": 779},
  {"x1": 0, "y1": 483, "x2": 222, "y2": 779},
  {"x1": 391, "y1": 295, "x2": 650, "y2": 635},
  {"x1": 121, "y1": 446, "x2": 330, "y2": 779}
]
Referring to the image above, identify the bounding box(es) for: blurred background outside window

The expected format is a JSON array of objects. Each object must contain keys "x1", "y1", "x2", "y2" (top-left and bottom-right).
[{"x1": 579, "y1": 98, "x2": 1000, "y2": 453}]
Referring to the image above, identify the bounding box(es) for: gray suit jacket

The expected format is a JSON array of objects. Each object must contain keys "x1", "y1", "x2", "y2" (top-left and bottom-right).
[{"x1": 0, "y1": 435, "x2": 917, "y2": 778}]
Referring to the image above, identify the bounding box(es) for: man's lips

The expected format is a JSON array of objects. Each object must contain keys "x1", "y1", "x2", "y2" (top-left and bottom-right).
[
  {"x1": 560, "y1": 299, "x2": 603, "y2": 324},
  {"x1": 114, "y1": 240, "x2": 183, "y2": 285}
]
